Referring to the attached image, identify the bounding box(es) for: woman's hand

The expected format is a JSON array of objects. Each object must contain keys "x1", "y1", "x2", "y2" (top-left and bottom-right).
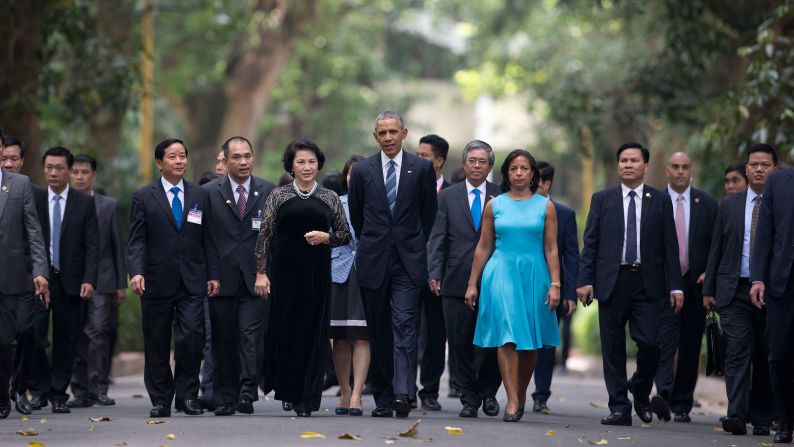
[
  {"x1": 464, "y1": 284, "x2": 479, "y2": 311},
  {"x1": 255, "y1": 273, "x2": 271, "y2": 298},
  {"x1": 546, "y1": 286, "x2": 560, "y2": 311},
  {"x1": 304, "y1": 231, "x2": 329, "y2": 246}
]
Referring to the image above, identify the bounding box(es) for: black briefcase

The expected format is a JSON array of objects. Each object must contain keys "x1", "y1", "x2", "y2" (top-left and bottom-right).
[{"x1": 705, "y1": 310, "x2": 724, "y2": 377}]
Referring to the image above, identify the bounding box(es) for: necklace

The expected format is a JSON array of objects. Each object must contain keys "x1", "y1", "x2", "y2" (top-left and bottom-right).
[{"x1": 292, "y1": 180, "x2": 318, "y2": 199}]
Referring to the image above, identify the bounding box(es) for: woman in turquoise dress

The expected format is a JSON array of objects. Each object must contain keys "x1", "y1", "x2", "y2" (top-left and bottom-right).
[{"x1": 465, "y1": 149, "x2": 562, "y2": 422}]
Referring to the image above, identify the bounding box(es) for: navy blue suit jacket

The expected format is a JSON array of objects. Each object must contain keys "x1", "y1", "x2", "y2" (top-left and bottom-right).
[
  {"x1": 750, "y1": 168, "x2": 794, "y2": 298},
  {"x1": 554, "y1": 201, "x2": 580, "y2": 302}
]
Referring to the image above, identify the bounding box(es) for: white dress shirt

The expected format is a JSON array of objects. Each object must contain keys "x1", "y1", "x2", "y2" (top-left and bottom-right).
[
  {"x1": 465, "y1": 180, "x2": 487, "y2": 211},
  {"x1": 740, "y1": 188, "x2": 760, "y2": 278},
  {"x1": 435, "y1": 175, "x2": 445, "y2": 193},
  {"x1": 161, "y1": 176, "x2": 185, "y2": 211},
  {"x1": 48, "y1": 185, "x2": 69, "y2": 263},
  {"x1": 230, "y1": 175, "x2": 252, "y2": 204},
  {"x1": 667, "y1": 185, "x2": 691, "y2": 243},
  {"x1": 381, "y1": 149, "x2": 404, "y2": 192},
  {"x1": 621, "y1": 183, "x2": 643, "y2": 264}
]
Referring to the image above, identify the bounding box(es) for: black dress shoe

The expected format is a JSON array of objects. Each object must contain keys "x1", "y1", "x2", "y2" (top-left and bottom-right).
[
  {"x1": 753, "y1": 425, "x2": 771, "y2": 436},
  {"x1": 459, "y1": 405, "x2": 478, "y2": 418},
  {"x1": 421, "y1": 397, "x2": 441, "y2": 411},
  {"x1": 214, "y1": 403, "x2": 235, "y2": 416},
  {"x1": 14, "y1": 392, "x2": 32, "y2": 415},
  {"x1": 175, "y1": 399, "x2": 204, "y2": 415},
  {"x1": 67, "y1": 395, "x2": 94, "y2": 408},
  {"x1": 51, "y1": 401, "x2": 70, "y2": 413},
  {"x1": 601, "y1": 411, "x2": 632, "y2": 426},
  {"x1": 294, "y1": 402, "x2": 311, "y2": 417},
  {"x1": 482, "y1": 397, "x2": 500, "y2": 417},
  {"x1": 673, "y1": 412, "x2": 691, "y2": 423},
  {"x1": 371, "y1": 406, "x2": 393, "y2": 417},
  {"x1": 282, "y1": 401, "x2": 293, "y2": 412},
  {"x1": 633, "y1": 395, "x2": 653, "y2": 423},
  {"x1": 150, "y1": 405, "x2": 171, "y2": 417},
  {"x1": 533, "y1": 400, "x2": 550, "y2": 413},
  {"x1": 237, "y1": 398, "x2": 254, "y2": 415},
  {"x1": 0, "y1": 403, "x2": 10, "y2": 419},
  {"x1": 774, "y1": 428, "x2": 792, "y2": 443},
  {"x1": 722, "y1": 416, "x2": 747, "y2": 435},
  {"x1": 197, "y1": 397, "x2": 216, "y2": 411},
  {"x1": 650, "y1": 395, "x2": 671, "y2": 422},
  {"x1": 29, "y1": 395, "x2": 46, "y2": 410},
  {"x1": 393, "y1": 395, "x2": 411, "y2": 418},
  {"x1": 94, "y1": 394, "x2": 115, "y2": 406}
]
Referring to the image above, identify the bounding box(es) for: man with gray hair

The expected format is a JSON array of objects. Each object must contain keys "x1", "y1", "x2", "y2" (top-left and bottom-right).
[{"x1": 427, "y1": 139, "x2": 501, "y2": 418}]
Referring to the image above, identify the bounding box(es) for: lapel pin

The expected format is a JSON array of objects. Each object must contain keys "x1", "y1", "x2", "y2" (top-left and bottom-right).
[
  {"x1": 225, "y1": 200, "x2": 232, "y2": 204},
  {"x1": 645, "y1": 192, "x2": 651, "y2": 198},
  {"x1": 407, "y1": 170, "x2": 412, "y2": 174},
  {"x1": 695, "y1": 197, "x2": 700, "y2": 203},
  {"x1": 1, "y1": 185, "x2": 7, "y2": 192},
  {"x1": 254, "y1": 191, "x2": 259, "y2": 197}
]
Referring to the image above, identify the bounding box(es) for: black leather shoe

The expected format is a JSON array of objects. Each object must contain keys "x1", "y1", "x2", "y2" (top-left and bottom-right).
[
  {"x1": 371, "y1": 406, "x2": 393, "y2": 417},
  {"x1": 175, "y1": 399, "x2": 204, "y2": 415},
  {"x1": 150, "y1": 405, "x2": 171, "y2": 417},
  {"x1": 421, "y1": 397, "x2": 441, "y2": 411},
  {"x1": 483, "y1": 397, "x2": 500, "y2": 417},
  {"x1": 237, "y1": 398, "x2": 254, "y2": 415},
  {"x1": 29, "y1": 395, "x2": 46, "y2": 410},
  {"x1": 774, "y1": 428, "x2": 792, "y2": 443},
  {"x1": 459, "y1": 405, "x2": 478, "y2": 418},
  {"x1": 196, "y1": 397, "x2": 216, "y2": 411},
  {"x1": 722, "y1": 416, "x2": 747, "y2": 435},
  {"x1": 753, "y1": 426, "x2": 771, "y2": 436},
  {"x1": 51, "y1": 401, "x2": 70, "y2": 413},
  {"x1": 214, "y1": 403, "x2": 235, "y2": 416},
  {"x1": 632, "y1": 395, "x2": 653, "y2": 423},
  {"x1": 67, "y1": 395, "x2": 94, "y2": 408},
  {"x1": 94, "y1": 394, "x2": 115, "y2": 406},
  {"x1": 282, "y1": 401, "x2": 293, "y2": 412},
  {"x1": 673, "y1": 412, "x2": 691, "y2": 423},
  {"x1": 650, "y1": 395, "x2": 671, "y2": 422},
  {"x1": 394, "y1": 395, "x2": 411, "y2": 418},
  {"x1": 14, "y1": 392, "x2": 32, "y2": 415},
  {"x1": 533, "y1": 400, "x2": 550, "y2": 413},
  {"x1": 601, "y1": 411, "x2": 632, "y2": 426},
  {"x1": 0, "y1": 403, "x2": 10, "y2": 419},
  {"x1": 294, "y1": 402, "x2": 311, "y2": 417}
]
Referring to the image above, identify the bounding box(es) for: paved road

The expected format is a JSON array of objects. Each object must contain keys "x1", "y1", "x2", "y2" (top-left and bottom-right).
[{"x1": 0, "y1": 368, "x2": 770, "y2": 447}]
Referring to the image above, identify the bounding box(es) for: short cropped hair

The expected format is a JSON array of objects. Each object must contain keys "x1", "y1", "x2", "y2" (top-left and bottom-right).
[
  {"x1": 419, "y1": 134, "x2": 449, "y2": 161},
  {"x1": 374, "y1": 111, "x2": 404, "y2": 129},
  {"x1": 537, "y1": 160, "x2": 555, "y2": 183},
  {"x1": 616, "y1": 142, "x2": 650, "y2": 163},
  {"x1": 2, "y1": 135, "x2": 25, "y2": 158},
  {"x1": 42, "y1": 146, "x2": 74, "y2": 168},
  {"x1": 155, "y1": 138, "x2": 188, "y2": 160},
  {"x1": 73, "y1": 154, "x2": 97, "y2": 172},
  {"x1": 461, "y1": 139, "x2": 495, "y2": 166},
  {"x1": 747, "y1": 143, "x2": 778, "y2": 165},
  {"x1": 221, "y1": 136, "x2": 253, "y2": 158},
  {"x1": 724, "y1": 163, "x2": 748, "y2": 181},
  {"x1": 282, "y1": 139, "x2": 325, "y2": 173},
  {"x1": 342, "y1": 154, "x2": 366, "y2": 193}
]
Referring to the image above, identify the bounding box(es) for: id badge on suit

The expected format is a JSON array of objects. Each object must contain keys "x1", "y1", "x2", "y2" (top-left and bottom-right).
[{"x1": 187, "y1": 208, "x2": 202, "y2": 225}]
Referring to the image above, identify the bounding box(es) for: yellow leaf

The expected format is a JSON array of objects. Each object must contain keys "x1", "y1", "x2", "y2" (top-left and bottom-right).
[
  {"x1": 116, "y1": 443, "x2": 128, "y2": 446},
  {"x1": 22, "y1": 415, "x2": 29, "y2": 421},
  {"x1": 40, "y1": 419, "x2": 48, "y2": 424},
  {"x1": 617, "y1": 437, "x2": 631, "y2": 440},
  {"x1": 399, "y1": 420, "x2": 421, "y2": 438},
  {"x1": 28, "y1": 442, "x2": 46, "y2": 447},
  {"x1": 713, "y1": 427, "x2": 723, "y2": 432},
  {"x1": 541, "y1": 408, "x2": 551, "y2": 414},
  {"x1": 641, "y1": 423, "x2": 651, "y2": 428},
  {"x1": 147, "y1": 420, "x2": 167, "y2": 425},
  {"x1": 546, "y1": 430, "x2": 556, "y2": 436},
  {"x1": 166, "y1": 434, "x2": 176, "y2": 440},
  {"x1": 338, "y1": 433, "x2": 362, "y2": 440},
  {"x1": 89, "y1": 417, "x2": 112, "y2": 422},
  {"x1": 89, "y1": 426, "x2": 96, "y2": 432},
  {"x1": 589, "y1": 402, "x2": 606, "y2": 408},
  {"x1": 17, "y1": 429, "x2": 39, "y2": 437},
  {"x1": 587, "y1": 439, "x2": 608, "y2": 445},
  {"x1": 300, "y1": 432, "x2": 326, "y2": 439},
  {"x1": 444, "y1": 426, "x2": 464, "y2": 435}
]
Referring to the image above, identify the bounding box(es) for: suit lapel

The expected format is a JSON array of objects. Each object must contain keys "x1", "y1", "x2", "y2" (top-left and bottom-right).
[
  {"x1": 640, "y1": 186, "x2": 651, "y2": 241},
  {"x1": 735, "y1": 190, "x2": 747, "y2": 236},
  {"x1": 612, "y1": 186, "x2": 625, "y2": 238},
  {"x1": 243, "y1": 178, "x2": 264, "y2": 219},
  {"x1": 217, "y1": 176, "x2": 238, "y2": 220},
  {"x1": 458, "y1": 184, "x2": 475, "y2": 232},
  {"x1": 61, "y1": 188, "x2": 76, "y2": 236},
  {"x1": 182, "y1": 182, "x2": 196, "y2": 227},
  {"x1": 689, "y1": 189, "x2": 701, "y2": 253},
  {"x1": 0, "y1": 172, "x2": 9, "y2": 222},
  {"x1": 394, "y1": 154, "x2": 414, "y2": 216},
  {"x1": 370, "y1": 155, "x2": 391, "y2": 213},
  {"x1": 151, "y1": 181, "x2": 178, "y2": 229}
]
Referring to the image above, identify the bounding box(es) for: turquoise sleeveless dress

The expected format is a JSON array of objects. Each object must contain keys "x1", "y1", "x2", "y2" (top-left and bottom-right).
[{"x1": 473, "y1": 193, "x2": 560, "y2": 350}]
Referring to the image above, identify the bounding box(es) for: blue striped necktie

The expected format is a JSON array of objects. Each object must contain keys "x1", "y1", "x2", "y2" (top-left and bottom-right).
[
  {"x1": 385, "y1": 160, "x2": 397, "y2": 216},
  {"x1": 171, "y1": 186, "x2": 183, "y2": 229}
]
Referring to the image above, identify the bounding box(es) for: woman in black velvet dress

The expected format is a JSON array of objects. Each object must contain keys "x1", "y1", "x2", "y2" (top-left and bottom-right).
[{"x1": 254, "y1": 140, "x2": 350, "y2": 416}]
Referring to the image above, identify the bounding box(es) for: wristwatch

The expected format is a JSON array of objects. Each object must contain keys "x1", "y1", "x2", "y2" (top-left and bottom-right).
[{"x1": 550, "y1": 281, "x2": 561, "y2": 288}]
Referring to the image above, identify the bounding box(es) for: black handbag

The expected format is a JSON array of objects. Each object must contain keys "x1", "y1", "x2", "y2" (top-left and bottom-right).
[{"x1": 705, "y1": 310, "x2": 725, "y2": 377}]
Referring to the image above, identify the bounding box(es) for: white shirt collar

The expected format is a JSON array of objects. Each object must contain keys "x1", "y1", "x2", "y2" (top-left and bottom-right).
[
  {"x1": 747, "y1": 187, "x2": 760, "y2": 203},
  {"x1": 465, "y1": 179, "x2": 487, "y2": 196},
  {"x1": 229, "y1": 175, "x2": 251, "y2": 193},
  {"x1": 436, "y1": 175, "x2": 445, "y2": 191},
  {"x1": 667, "y1": 185, "x2": 690, "y2": 202},
  {"x1": 621, "y1": 182, "x2": 644, "y2": 199},
  {"x1": 48, "y1": 184, "x2": 70, "y2": 201},
  {"x1": 381, "y1": 149, "x2": 404, "y2": 168},
  {"x1": 161, "y1": 176, "x2": 184, "y2": 193}
]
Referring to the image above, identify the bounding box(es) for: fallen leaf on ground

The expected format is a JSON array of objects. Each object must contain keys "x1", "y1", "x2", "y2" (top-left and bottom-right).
[
  {"x1": 564, "y1": 423, "x2": 571, "y2": 429},
  {"x1": 587, "y1": 440, "x2": 608, "y2": 445},
  {"x1": 166, "y1": 434, "x2": 176, "y2": 440},
  {"x1": 617, "y1": 436, "x2": 631, "y2": 440},
  {"x1": 89, "y1": 425, "x2": 96, "y2": 432},
  {"x1": 300, "y1": 432, "x2": 326, "y2": 439},
  {"x1": 89, "y1": 417, "x2": 112, "y2": 422},
  {"x1": 338, "y1": 433, "x2": 362, "y2": 440},
  {"x1": 22, "y1": 415, "x2": 28, "y2": 421},
  {"x1": 131, "y1": 394, "x2": 144, "y2": 398},
  {"x1": 444, "y1": 426, "x2": 463, "y2": 435},
  {"x1": 541, "y1": 408, "x2": 551, "y2": 414},
  {"x1": 17, "y1": 429, "x2": 39, "y2": 436},
  {"x1": 116, "y1": 442, "x2": 128, "y2": 446},
  {"x1": 146, "y1": 420, "x2": 167, "y2": 425},
  {"x1": 589, "y1": 402, "x2": 606, "y2": 408},
  {"x1": 40, "y1": 419, "x2": 48, "y2": 424},
  {"x1": 27, "y1": 442, "x2": 45, "y2": 447},
  {"x1": 546, "y1": 430, "x2": 556, "y2": 436},
  {"x1": 760, "y1": 443, "x2": 773, "y2": 447},
  {"x1": 399, "y1": 420, "x2": 421, "y2": 438},
  {"x1": 713, "y1": 427, "x2": 723, "y2": 432},
  {"x1": 385, "y1": 440, "x2": 395, "y2": 445},
  {"x1": 641, "y1": 423, "x2": 651, "y2": 428}
]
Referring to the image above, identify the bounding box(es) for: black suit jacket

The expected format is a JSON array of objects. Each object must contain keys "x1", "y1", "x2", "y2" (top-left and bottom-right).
[
  {"x1": 33, "y1": 186, "x2": 99, "y2": 295},
  {"x1": 703, "y1": 190, "x2": 748, "y2": 306},
  {"x1": 427, "y1": 181, "x2": 500, "y2": 298},
  {"x1": 204, "y1": 175, "x2": 276, "y2": 296},
  {"x1": 681, "y1": 187, "x2": 719, "y2": 281},
  {"x1": 94, "y1": 193, "x2": 127, "y2": 294},
  {"x1": 578, "y1": 184, "x2": 682, "y2": 301},
  {"x1": 127, "y1": 179, "x2": 219, "y2": 299},
  {"x1": 750, "y1": 168, "x2": 794, "y2": 298},
  {"x1": 348, "y1": 151, "x2": 438, "y2": 289},
  {"x1": 554, "y1": 201, "x2": 580, "y2": 302}
]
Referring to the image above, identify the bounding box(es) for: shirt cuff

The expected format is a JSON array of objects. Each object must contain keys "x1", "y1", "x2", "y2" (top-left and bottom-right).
[{"x1": 670, "y1": 290, "x2": 683, "y2": 295}]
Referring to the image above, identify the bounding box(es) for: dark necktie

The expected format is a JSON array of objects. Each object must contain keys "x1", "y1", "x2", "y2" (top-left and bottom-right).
[
  {"x1": 52, "y1": 195, "x2": 62, "y2": 269},
  {"x1": 625, "y1": 190, "x2": 638, "y2": 264},
  {"x1": 385, "y1": 160, "x2": 397, "y2": 216},
  {"x1": 749, "y1": 195, "x2": 761, "y2": 261},
  {"x1": 471, "y1": 189, "x2": 482, "y2": 232},
  {"x1": 170, "y1": 186, "x2": 182, "y2": 229},
  {"x1": 236, "y1": 184, "x2": 247, "y2": 219}
]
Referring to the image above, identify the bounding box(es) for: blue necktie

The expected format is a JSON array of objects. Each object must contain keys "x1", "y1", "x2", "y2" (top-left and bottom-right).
[
  {"x1": 171, "y1": 186, "x2": 183, "y2": 229},
  {"x1": 471, "y1": 189, "x2": 482, "y2": 232},
  {"x1": 52, "y1": 195, "x2": 62, "y2": 270},
  {"x1": 625, "y1": 190, "x2": 638, "y2": 264},
  {"x1": 385, "y1": 160, "x2": 397, "y2": 216}
]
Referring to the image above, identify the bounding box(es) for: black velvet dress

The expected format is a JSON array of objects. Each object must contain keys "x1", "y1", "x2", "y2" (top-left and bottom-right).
[{"x1": 255, "y1": 184, "x2": 350, "y2": 412}]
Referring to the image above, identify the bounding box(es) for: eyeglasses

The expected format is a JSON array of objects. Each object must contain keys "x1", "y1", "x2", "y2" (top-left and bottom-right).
[
  {"x1": 465, "y1": 158, "x2": 489, "y2": 166},
  {"x1": 747, "y1": 162, "x2": 774, "y2": 171}
]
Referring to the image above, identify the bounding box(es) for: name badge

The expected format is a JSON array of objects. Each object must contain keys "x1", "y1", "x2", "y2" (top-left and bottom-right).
[
  {"x1": 187, "y1": 209, "x2": 203, "y2": 225},
  {"x1": 252, "y1": 218, "x2": 262, "y2": 231}
]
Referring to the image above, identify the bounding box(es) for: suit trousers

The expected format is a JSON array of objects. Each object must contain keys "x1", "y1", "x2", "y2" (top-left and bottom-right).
[
  {"x1": 532, "y1": 302, "x2": 570, "y2": 403},
  {"x1": 72, "y1": 293, "x2": 114, "y2": 397},
  {"x1": 11, "y1": 294, "x2": 36, "y2": 395},
  {"x1": 415, "y1": 288, "x2": 446, "y2": 400},
  {"x1": 0, "y1": 293, "x2": 21, "y2": 402},
  {"x1": 765, "y1": 272, "x2": 794, "y2": 429},
  {"x1": 200, "y1": 295, "x2": 214, "y2": 400},
  {"x1": 140, "y1": 283, "x2": 204, "y2": 407},
  {"x1": 718, "y1": 280, "x2": 772, "y2": 426},
  {"x1": 361, "y1": 247, "x2": 421, "y2": 408},
  {"x1": 442, "y1": 295, "x2": 501, "y2": 408},
  {"x1": 653, "y1": 272, "x2": 706, "y2": 413},
  {"x1": 209, "y1": 278, "x2": 266, "y2": 405},
  {"x1": 598, "y1": 269, "x2": 662, "y2": 414}
]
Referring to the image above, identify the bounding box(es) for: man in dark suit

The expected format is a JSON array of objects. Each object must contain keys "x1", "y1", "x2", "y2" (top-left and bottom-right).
[
  {"x1": 414, "y1": 133, "x2": 450, "y2": 411},
  {"x1": 28, "y1": 147, "x2": 99, "y2": 414},
  {"x1": 127, "y1": 138, "x2": 220, "y2": 417},
  {"x1": 577, "y1": 143, "x2": 683, "y2": 426},
  {"x1": 531, "y1": 161, "x2": 579, "y2": 414},
  {"x1": 703, "y1": 143, "x2": 776, "y2": 436},
  {"x1": 651, "y1": 152, "x2": 718, "y2": 423},
  {"x1": 427, "y1": 139, "x2": 501, "y2": 418},
  {"x1": 348, "y1": 111, "x2": 437, "y2": 418},
  {"x1": 750, "y1": 161, "x2": 794, "y2": 444},
  {"x1": 67, "y1": 154, "x2": 126, "y2": 408},
  {"x1": 0, "y1": 164, "x2": 49, "y2": 419},
  {"x1": 203, "y1": 136, "x2": 275, "y2": 416}
]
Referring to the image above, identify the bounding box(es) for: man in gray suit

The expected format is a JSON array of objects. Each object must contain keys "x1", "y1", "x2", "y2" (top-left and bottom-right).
[
  {"x1": 0, "y1": 166, "x2": 49, "y2": 418},
  {"x1": 67, "y1": 154, "x2": 127, "y2": 408},
  {"x1": 427, "y1": 139, "x2": 502, "y2": 418}
]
